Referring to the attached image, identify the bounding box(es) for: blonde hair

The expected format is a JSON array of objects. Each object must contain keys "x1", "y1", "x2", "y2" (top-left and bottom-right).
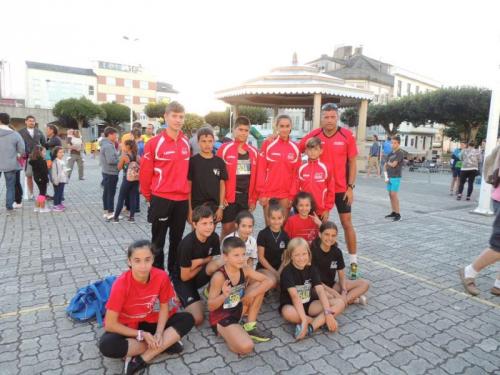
[
  {"x1": 274, "y1": 114, "x2": 293, "y2": 134},
  {"x1": 282, "y1": 237, "x2": 312, "y2": 267}
]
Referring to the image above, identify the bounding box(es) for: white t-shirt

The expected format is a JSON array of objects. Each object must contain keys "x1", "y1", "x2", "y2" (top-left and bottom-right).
[
  {"x1": 27, "y1": 128, "x2": 34, "y2": 137},
  {"x1": 223, "y1": 232, "x2": 258, "y2": 269}
]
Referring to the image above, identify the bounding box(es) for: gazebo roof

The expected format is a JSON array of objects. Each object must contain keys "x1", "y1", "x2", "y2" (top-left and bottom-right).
[{"x1": 216, "y1": 64, "x2": 373, "y2": 108}]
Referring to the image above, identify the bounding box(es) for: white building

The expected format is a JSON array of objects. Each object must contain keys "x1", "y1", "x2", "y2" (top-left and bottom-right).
[{"x1": 26, "y1": 61, "x2": 97, "y2": 109}]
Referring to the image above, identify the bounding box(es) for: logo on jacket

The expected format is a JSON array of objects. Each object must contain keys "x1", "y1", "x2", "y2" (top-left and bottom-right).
[
  {"x1": 181, "y1": 147, "x2": 189, "y2": 155},
  {"x1": 333, "y1": 141, "x2": 345, "y2": 146},
  {"x1": 330, "y1": 261, "x2": 338, "y2": 269},
  {"x1": 213, "y1": 169, "x2": 220, "y2": 176},
  {"x1": 314, "y1": 172, "x2": 325, "y2": 180},
  {"x1": 287, "y1": 153, "x2": 296, "y2": 161}
]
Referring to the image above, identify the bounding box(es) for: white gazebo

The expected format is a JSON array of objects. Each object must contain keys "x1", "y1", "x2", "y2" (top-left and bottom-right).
[{"x1": 215, "y1": 58, "x2": 374, "y2": 165}]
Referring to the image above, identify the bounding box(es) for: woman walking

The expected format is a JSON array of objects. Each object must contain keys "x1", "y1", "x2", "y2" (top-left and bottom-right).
[{"x1": 457, "y1": 141, "x2": 481, "y2": 201}]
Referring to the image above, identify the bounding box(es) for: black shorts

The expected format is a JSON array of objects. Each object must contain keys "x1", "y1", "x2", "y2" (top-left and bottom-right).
[
  {"x1": 335, "y1": 192, "x2": 351, "y2": 214},
  {"x1": 452, "y1": 168, "x2": 461, "y2": 178},
  {"x1": 222, "y1": 192, "x2": 248, "y2": 223},
  {"x1": 279, "y1": 301, "x2": 315, "y2": 316},
  {"x1": 99, "y1": 312, "x2": 194, "y2": 359},
  {"x1": 211, "y1": 315, "x2": 242, "y2": 334},
  {"x1": 172, "y1": 266, "x2": 211, "y2": 307}
]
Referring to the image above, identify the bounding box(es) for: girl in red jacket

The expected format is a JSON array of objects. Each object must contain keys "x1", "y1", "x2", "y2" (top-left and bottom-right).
[{"x1": 256, "y1": 115, "x2": 301, "y2": 225}]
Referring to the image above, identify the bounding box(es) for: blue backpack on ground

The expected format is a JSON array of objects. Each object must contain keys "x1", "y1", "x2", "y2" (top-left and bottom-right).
[{"x1": 66, "y1": 275, "x2": 117, "y2": 327}]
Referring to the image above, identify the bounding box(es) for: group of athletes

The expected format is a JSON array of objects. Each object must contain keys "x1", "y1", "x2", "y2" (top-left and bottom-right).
[{"x1": 99, "y1": 101, "x2": 370, "y2": 374}]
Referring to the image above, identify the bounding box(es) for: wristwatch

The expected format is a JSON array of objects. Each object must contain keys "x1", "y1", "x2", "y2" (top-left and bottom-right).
[
  {"x1": 347, "y1": 184, "x2": 355, "y2": 190},
  {"x1": 136, "y1": 330, "x2": 144, "y2": 342}
]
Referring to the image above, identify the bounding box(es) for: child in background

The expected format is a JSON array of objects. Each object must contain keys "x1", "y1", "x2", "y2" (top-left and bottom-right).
[
  {"x1": 223, "y1": 211, "x2": 258, "y2": 269},
  {"x1": 296, "y1": 137, "x2": 335, "y2": 223},
  {"x1": 256, "y1": 204, "x2": 289, "y2": 287},
  {"x1": 99, "y1": 240, "x2": 194, "y2": 375},
  {"x1": 285, "y1": 192, "x2": 321, "y2": 244},
  {"x1": 29, "y1": 145, "x2": 50, "y2": 213},
  {"x1": 279, "y1": 237, "x2": 339, "y2": 340},
  {"x1": 188, "y1": 127, "x2": 228, "y2": 224},
  {"x1": 311, "y1": 222, "x2": 369, "y2": 307},
  {"x1": 51, "y1": 146, "x2": 68, "y2": 212},
  {"x1": 208, "y1": 237, "x2": 273, "y2": 353}
]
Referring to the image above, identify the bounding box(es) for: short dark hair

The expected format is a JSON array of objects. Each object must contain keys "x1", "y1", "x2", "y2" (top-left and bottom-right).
[
  {"x1": 104, "y1": 126, "x2": 117, "y2": 137},
  {"x1": 235, "y1": 210, "x2": 254, "y2": 225},
  {"x1": 234, "y1": 116, "x2": 251, "y2": 128},
  {"x1": 165, "y1": 101, "x2": 185, "y2": 114},
  {"x1": 292, "y1": 191, "x2": 316, "y2": 215},
  {"x1": 391, "y1": 135, "x2": 401, "y2": 144},
  {"x1": 25, "y1": 115, "x2": 35, "y2": 121},
  {"x1": 197, "y1": 126, "x2": 214, "y2": 141},
  {"x1": 0, "y1": 113, "x2": 10, "y2": 125},
  {"x1": 306, "y1": 136, "x2": 322, "y2": 149},
  {"x1": 373, "y1": 135, "x2": 379, "y2": 141},
  {"x1": 222, "y1": 236, "x2": 246, "y2": 255},
  {"x1": 267, "y1": 203, "x2": 284, "y2": 218},
  {"x1": 52, "y1": 146, "x2": 63, "y2": 157},
  {"x1": 132, "y1": 128, "x2": 142, "y2": 138},
  {"x1": 321, "y1": 103, "x2": 338, "y2": 112},
  {"x1": 46, "y1": 124, "x2": 59, "y2": 135},
  {"x1": 192, "y1": 205, "x2": 214, "y2": 223},
  {"x1": 132, "y1": 122, "x2": 142, "y2": 130}
]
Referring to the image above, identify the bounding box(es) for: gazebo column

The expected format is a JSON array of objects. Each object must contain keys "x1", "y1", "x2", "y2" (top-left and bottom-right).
[
  {"x1": 356, "y1": 99, "x2": 369, "y2": 172},
  {"x1": 313, "y1": 93, "x2": 322, "y2": 129},
  {"x1": 273, "y1": 106, "x2": 279, "y2": 129},
  {"x1": 230, "y1": 105, "x2": 240, "y2": 132}
]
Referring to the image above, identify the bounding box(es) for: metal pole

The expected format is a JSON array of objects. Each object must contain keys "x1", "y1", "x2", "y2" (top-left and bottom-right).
[{"x1": 473, "y1": 85, "x2": 500, "y2": 215}]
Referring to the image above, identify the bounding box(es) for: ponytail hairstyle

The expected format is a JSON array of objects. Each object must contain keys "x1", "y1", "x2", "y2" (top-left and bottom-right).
[
  {"x1": 127, "y1": 239, "x2": 155, "y2": 268},
  {"x1": 30, "y1": 144, "x2": 44, "y2": 161},
  {"x1": 282, "y1": 237, "x2": 312, "y2": 267},
  {"x1": 319, "y1": 221, "x2": 338, "y2": 234},
  {"x1": 235, "y1": 210, "x2": 254, "y2": 226},
  {"x1": 274, "y1": 114, "x2": 293, "y2": 136}
]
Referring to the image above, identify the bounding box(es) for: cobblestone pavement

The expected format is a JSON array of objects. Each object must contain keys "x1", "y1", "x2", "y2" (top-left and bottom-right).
[{"x1": 0, "y1": 158, "x2": 499, "y2": 374}]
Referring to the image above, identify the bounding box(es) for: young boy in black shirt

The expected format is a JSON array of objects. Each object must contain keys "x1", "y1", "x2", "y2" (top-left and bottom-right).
[
  {"x1": 188, "y1": 127, "x2": 228, "y2": 224},
  {"x1": 172, "y1": 206, "x2": 225, "y2": 326}
]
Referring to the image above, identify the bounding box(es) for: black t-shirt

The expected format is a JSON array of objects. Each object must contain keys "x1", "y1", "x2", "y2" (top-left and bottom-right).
[
  {"x1": 279, "y1": 263, "x2": 321, "y2": 307},
  {"x1": 177, "y1": 231, "x2": 220, "y2": 272},
  {"x1": 387, "y1": 149, "x2": 404, "y2": 178},
  {"x1": 256, "y1": 227, "x2": 289, "y2": 270},
  {"x1": 235, "y1": 152, "x2": 251, "y2": 193},
  {"x1": 310, "y1": 238, "x2": 345, "y2": 287},
  {"x1": 188, "y1": 154, "x2": 228, "y2": 207}
]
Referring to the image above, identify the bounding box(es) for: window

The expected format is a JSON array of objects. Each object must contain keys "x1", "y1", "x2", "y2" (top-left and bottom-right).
[
  {"x1": 404, "y1": 136, "x2": 408, "y2": 147},
  {"x1": 374, "y1": 95, "x2": 379, "y2": 103},
  {"x1": 416, "y1": 85, "x2": 420, "y2": 94},
  {"x1": 397, "y1": 80, "x2": 402, "y2": 97},
  {"x1": 140, "y1": 97, "x2": 149, "y2": 104},
  {"x1": 106, "y1": 77, "x2": 116, "y2": 86},
  {"x1": 422, "y1": 137, "x2": 426, "y2": 150},
  {"x1": 125, "y1": 95, "x2": 131, "y2": 104},
  {"x1": 140, "y1": 80, "x2": 148, "y2": 90},
  {"x1": 107, "y1": 94, "x2": 117, "y2": 102},
  {"x1": 410, "y1": 138, "x2": 414, "y2": 147},
  {"x1": 124, "y1": 79, "x2": 132, "y2": 88},
  {"x1": 407, "y1": 83, "x2": 411, "y2": 96},
  {"x1": 89, "y1": 85, "x2": 94, "y2": 96}
]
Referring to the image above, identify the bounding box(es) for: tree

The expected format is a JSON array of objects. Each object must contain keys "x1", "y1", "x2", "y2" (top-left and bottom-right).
[
  {"x1": 144, "y1": 102, "x2": 167, "y2": 121},
  {"x1": 340, "y1": 107, "x2": 358, "y2": 127},
  {"x1": 205, "y1": 110, "x2": 230, "y2": 129},
  {"x1": 100, "y1": 102, "x2": 131, "y2": 129},
  {"x1": 53, "y1": 97, "x2": 105, "y2": 131},
  {"x1": 238, "y1": 106, "x2": 269, "y2": 125},
  {"x1": 183, "y1": 113, "x2": 205, "y2": 135}
]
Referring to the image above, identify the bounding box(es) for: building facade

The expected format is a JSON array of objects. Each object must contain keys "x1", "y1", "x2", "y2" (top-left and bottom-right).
[
  {"x1": 25, "y1": 61, "x2": 97, "y2": 109},
  {"x1": 156, "y1": 81, "x2": 179, "y2": 103}
]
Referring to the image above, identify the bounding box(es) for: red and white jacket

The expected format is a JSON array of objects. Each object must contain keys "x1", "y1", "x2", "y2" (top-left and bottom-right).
[
  {"x1": 256, "y1": 137, "x2": 301, "y2": 200},
  {"x1": 140, "y1": 131, "x2": 190, "y2": 201},
  {"x1": 296, "y1": 159, "x2": 335, "y2": 214},
  {"x1": 216, "y1": 140, "x2": 258, "y2": 205}
]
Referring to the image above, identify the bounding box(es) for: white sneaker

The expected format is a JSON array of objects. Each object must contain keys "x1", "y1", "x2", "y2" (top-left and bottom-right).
[
  {"x1": 34, "y1": 207, "x2": 39, "y2": 213},
  {"x1": 354, "y1": 295, "x2": 368, "y2": 305},
  {"x1": 39, "y1": 207, "x2": 51, "y2": 213},
  {"x1": 124, "y1": 356, "x2": 131, "y2": 373},
  {"x1": 13, "y1": 203, "x2": 22, "y2": 209}
]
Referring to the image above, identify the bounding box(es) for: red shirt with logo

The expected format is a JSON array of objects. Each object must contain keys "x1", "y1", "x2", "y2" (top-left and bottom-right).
[
  {"x1": 140, "y1": 131, "x2": 190, "y2": 201},
  {"x1": 299, "y1": 127, "x2": 358, "y2": 193},
  {"x1": 106, "y1": 268, "x2": 178, "y2": 329},
  {"x1": 284, "y1": 214, "x2": 319, "y2": 245},
  {"x1": 216, "y1": 140, "x2": 258, "y2": 205},
  {"x1": 296, "y1": 159, "x2": 335, "y2": 214},
  {"x1": 256, "y1": 137, "x2": 301, "y2": 200}
]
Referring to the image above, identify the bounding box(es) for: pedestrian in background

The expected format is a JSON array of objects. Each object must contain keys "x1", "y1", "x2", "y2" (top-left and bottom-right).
[
  {"x1": 457, "y1": 141, "x2": 481, "y2": 201},
  {"x1": 100, "y1": 127, "x2": 120, "y2": 219},
  {"x1": 366, "y1": 135, "x2": 381, "y2": 177},
  {"x1": 67, "y1": 129, "x2": 85, "y2": 180},
  {"x1": 51, "y1": 146, "x2": 68, "y2": 212}
]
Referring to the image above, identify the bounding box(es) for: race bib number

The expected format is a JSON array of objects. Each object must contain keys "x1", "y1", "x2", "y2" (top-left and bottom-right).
[
  {"x1": 295, "y1": 281, "x2": 312, "y2": 304},
  {"x1": 223, "y1": 284, "x2": 245, "y2": 309},
  {"x1": 236, "y1": 159, "x2": 251, "y2": 175}
]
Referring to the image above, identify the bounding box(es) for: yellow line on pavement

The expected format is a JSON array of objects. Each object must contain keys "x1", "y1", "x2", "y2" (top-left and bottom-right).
[
  {"x1": 0, "y1": 303, "x2": 66, "y2": 320},
  {"x1": 359, "y1": 255, "x2": 500, "y2": 309}
]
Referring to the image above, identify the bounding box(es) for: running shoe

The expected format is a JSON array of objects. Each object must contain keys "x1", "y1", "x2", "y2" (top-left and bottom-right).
[
  {"x1": 393, "y1": 214, "x2": 402, "y2": 222},
  {"x1": 13, "y1": 202, "x2": 22, "y2": 209},
  {"x1": 384, "y1": 212, "x2": 396, "y2": 219},
  {"x1": 294, "y1": 323, "x2": 313, "y2": 339},
  {"x1": 126, "y1": 355, "x2": 147, "y2": 375},
  {"x1": 244, "y1": 322, "x2": 271, "y2": 342},
  {"x1": 164, "y1": 340, "x2": 184, "y2": 354},
  {"x1": 39, "y1": 207, "x2": 51, "y2": 213}
]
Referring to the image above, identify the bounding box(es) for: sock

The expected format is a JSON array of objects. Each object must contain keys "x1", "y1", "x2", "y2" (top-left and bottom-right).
[
  {"x1": 495, "y1": 279, "x2": 500, "y2": 288},
  {"x1": 464, "y1": 264, "x2": 478, "y2": 279},
  {"x1": 349, "y1": 254, "x2": 358, "y2": 264},
  {"x1": 243, "y1": 321, "x2": 256, "y2": 331}
]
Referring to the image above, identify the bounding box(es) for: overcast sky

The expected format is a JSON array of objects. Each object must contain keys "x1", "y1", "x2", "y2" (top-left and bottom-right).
[{"x1": 2, "y1": 0, "x2": 499, "y2": 114}]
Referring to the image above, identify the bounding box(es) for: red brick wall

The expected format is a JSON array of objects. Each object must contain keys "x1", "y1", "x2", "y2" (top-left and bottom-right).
[
  {"x1": 133, "y1": 96, "x2": 140, "y2": 104},
  {"x1": 97, "y1": 76, "x2": 106, "y2": 84},
  {"x1": 116, "y1": 78, "x2": 124, "y2": 86},
  {"x1": 149, "y1": 81, "x2": 156, "y2": 91},
  {"x1": 97, "y1": 93, "x2": 106, "y2": 102},
  {"x1": 133, "y1": 80, "x2": 139, "y2": 89},
  {"x1": 116, "y1": 95, "x2": 125, "y2": 103}
]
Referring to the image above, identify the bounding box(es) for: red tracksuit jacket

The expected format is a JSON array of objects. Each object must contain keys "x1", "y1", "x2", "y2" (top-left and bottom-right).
[
  {"x1": 296, "y1": 159, "x2": 335, "y2": 214},
  {"x1": 140, "y1": 131, "x2": 190, "y2": 201},
  {"x1": 256, "y1": 137, "x2": 301, "y2": 200},
  {"x1": 216, "y1": 140, "x2": 258, "y2": 205}
]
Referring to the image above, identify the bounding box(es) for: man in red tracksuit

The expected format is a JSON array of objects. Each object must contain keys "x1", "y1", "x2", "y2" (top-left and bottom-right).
[
  {"x1": 140, "y1": 101, "x2": 190, "y2": 273},
  {"x1": 299, "y1": 103, "x2": 359, "y2": 279},
  {"x1": 217, "y1": 116, "x2": 258, "y2": 239},
  {"x1": 256, "y1": 114, "x2": 301, "y2": 224},
  {"x1": 296, "y1": 136, "x2": 335, "y2": 221}
]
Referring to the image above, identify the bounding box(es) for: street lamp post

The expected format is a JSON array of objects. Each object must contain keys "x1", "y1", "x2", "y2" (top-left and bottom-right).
[{"x1": 473, "y1": 70, "x2": 500, "y2": 215}]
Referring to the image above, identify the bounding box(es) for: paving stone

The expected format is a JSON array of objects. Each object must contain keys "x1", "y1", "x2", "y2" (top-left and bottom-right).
[
  {"x1": 401, "y1": 358, "x2": 434, "y2": 375},
  {"x1": 440, "y1": 357, "x2": 471, "y2": 374},
  {"x1": 348, "y1": 351, "x2": 381, "y2": 370}
]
